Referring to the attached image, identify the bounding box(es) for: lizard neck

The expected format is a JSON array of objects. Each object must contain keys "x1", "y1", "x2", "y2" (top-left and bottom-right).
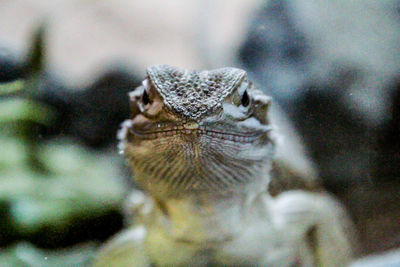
[{"x1": 151, "y1": 189, "x2": 271, "y2": 244}]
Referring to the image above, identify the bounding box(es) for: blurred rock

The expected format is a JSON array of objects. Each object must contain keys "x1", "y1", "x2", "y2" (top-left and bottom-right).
[
  {"x1": 241, "y1": 0, "x2": 400, "y2": 125},
  {"x1": 239, "y1": 0, "x2": 400, "y2": 254},
  {"x1": 34, "y1": 71, "x2": 136, "y2": 147},
  {"x1": 351, "y1": 248, "x2": 400, "y2": 267}
]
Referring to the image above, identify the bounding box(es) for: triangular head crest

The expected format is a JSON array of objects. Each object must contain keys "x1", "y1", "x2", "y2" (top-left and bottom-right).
[{"x1": 146, "y1": 65, "x2": 246, "y2": 120}]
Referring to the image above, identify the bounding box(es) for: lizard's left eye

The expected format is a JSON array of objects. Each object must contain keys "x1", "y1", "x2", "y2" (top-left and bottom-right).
[{"x1": 241, "y1": 90, "x2": 250, "y2": 107}]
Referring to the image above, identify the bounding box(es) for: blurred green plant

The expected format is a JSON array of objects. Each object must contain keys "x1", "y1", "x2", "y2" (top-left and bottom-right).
[
  {"x1": 0, "y1": 79, "x2": 128, "y2": 265},
  {"x1": 0, "y1": 80, "x2": 24, "y2": 95},
  {"x1": 0, "y1": 98, "x2": 54, "y2": 125},
  {"x1": 0, "y1": 242, "x2": 95, "y2": 267}
]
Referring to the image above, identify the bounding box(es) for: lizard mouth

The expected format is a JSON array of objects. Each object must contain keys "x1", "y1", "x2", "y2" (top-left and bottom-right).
[{"x1": 129, "y1": 126, "x2": 267, "y2": 143}]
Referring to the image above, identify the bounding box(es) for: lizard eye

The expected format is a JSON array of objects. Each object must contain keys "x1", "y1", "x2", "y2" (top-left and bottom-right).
[
  {"x1": 241, "y1": 90, "x2": 250, "y2": 107},
  {"x1": 142, "y1": 90, "x2": 150, "y2": 105},
  {"x1": 140, "y1": 79, "x2": 153, "y2": 106}
]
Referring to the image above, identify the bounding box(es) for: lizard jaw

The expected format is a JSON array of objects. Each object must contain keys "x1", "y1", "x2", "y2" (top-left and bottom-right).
[{"x1": 129, "y1": 126, "x2": 266, "y2": 143}]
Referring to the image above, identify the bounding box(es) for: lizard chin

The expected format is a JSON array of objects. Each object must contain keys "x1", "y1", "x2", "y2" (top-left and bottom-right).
[{"x1": 120, "y1": 120, "x2": 274, "y2": 198}]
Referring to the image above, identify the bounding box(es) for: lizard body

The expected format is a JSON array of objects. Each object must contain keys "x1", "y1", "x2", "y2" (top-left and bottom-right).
[{"x1": 94, "y1": 65, "x2": 353, "y2": 266}]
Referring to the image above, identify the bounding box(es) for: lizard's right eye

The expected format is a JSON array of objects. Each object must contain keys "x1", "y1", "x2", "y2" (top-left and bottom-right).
[{"x1": 142, "y1": 90, "x2": 150, "y2": 105}]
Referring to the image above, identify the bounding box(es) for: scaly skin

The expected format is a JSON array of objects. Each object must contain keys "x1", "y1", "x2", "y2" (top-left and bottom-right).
[{"x1": 94, "y1": 65, "x2": 353, "y2": 267}]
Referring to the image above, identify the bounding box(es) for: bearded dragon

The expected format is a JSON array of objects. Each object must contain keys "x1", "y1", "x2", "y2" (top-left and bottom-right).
[{"x1": 94, "y1": 65, "x2": 353, "y2": 267}]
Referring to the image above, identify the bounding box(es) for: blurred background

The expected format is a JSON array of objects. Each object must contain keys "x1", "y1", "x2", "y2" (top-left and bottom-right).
[{"x1": 0, "y1": 0, "x2": 399, "y2": 266}]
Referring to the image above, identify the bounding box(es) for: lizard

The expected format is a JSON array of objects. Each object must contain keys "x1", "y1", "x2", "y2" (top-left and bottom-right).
[{"x1": 93, "y1": 65, "x2": 354, "y2": 267}]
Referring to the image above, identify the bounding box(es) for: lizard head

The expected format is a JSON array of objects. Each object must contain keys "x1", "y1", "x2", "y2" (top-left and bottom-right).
[{"x1": 119, "y1": 65, "x2": 275, "y2": 198}]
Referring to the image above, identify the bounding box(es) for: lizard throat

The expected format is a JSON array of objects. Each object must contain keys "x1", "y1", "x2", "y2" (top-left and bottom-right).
[
  {"x1": 124, "y1": 139, "x2": 273, "y2": 198},
  {"x1": 119, "y1": 120, "x2": 275, "y2": 198}
]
